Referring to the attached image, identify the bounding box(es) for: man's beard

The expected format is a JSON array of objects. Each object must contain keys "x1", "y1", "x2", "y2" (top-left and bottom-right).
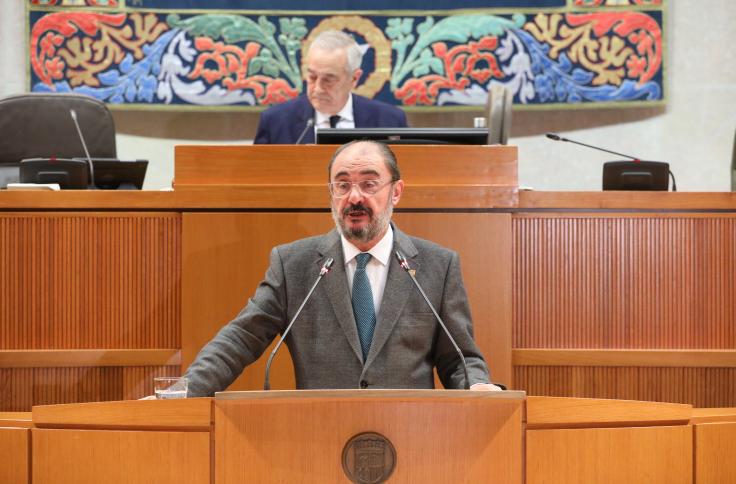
[{"x1": 331, "y1": 197, "x2": 393, "y2": 245}]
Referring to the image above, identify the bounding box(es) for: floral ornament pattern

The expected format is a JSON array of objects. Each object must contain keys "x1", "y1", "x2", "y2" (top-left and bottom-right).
[{"x1": 28, "y1": 5, "x2": 665, "y2": 109}]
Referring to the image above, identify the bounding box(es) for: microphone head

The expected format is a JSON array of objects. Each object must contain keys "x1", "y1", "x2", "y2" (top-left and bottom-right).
[
  {"x1": 394, "y1": 251, "x2": 410, "y2": 271},
  {"x1": 306, "y1": 118, "x2": 314, "y2": 127},
  {"x1": 320, "y1": 257, "x2": 334, "y2": 275},
  {"x1": 545, "y1": 133, "x2": 562, "y2": 141},
  {"x1": 69, "y1": 109, "x2": 77, "y2": 121}
]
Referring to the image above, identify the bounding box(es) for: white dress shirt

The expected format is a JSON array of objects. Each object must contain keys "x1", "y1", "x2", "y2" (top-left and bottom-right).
[
  {"x1": 315, "y1": 94, "x2": 356, "y2": 132},
  {"x1": 340, "y1": 224, "x2": 393, "y2": 317}
]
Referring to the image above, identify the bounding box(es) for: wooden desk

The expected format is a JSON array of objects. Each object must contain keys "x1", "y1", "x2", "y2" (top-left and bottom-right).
[{"x1": 16, "y1": 396, "x2": 728, "y2": 484}]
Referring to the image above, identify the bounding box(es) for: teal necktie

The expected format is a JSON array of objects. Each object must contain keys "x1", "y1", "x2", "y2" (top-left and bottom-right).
[{"x1": 352, "y1": 253, "x2": 376, "y2": 361}]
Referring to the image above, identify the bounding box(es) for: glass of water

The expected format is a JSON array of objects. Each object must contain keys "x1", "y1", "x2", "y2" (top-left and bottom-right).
[{"x1": 154, "y1": 376, "x2": 188, "y2": 399}]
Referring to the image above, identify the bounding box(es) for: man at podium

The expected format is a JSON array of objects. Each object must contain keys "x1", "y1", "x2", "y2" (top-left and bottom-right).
[{"x1": 183, "y1": 141, "x2": 500, "y2": 395}]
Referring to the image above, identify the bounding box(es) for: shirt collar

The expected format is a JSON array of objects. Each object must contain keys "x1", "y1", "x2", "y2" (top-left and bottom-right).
[
  {"x1": 315, "y1": 94, "x2": 354, "y2": 126},
  {"x1": 340, "y1": 223, "x2": 393, "y2": 267}
]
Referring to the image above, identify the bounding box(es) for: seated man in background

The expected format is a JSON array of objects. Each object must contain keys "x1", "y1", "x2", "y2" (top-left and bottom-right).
[
  {"x1": 254, "y1": 30, "x2": 408, "y2": 144},
  {"x1": 183, "y1": 140, "x2": 501, "y2": 395}
]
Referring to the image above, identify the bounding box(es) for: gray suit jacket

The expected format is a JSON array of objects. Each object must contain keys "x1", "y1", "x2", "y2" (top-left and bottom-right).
[{"x1": 184, "y1": 225, "x2": 491, "y2": 396}]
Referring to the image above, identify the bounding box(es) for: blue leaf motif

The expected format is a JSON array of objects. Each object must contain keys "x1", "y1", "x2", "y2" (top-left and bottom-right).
[
  {"x1": 119, "y1": 54, "x2": 134, "y2": 75},
  {"x1": 571, "y1": 68, "x2": 593, "y2": 84},
  {"x1": 557, "y1": 52, "x2": 572, "y2": 73},
  {"x1": 98, "y1": 70, "x2": 120, "y2": 86}
]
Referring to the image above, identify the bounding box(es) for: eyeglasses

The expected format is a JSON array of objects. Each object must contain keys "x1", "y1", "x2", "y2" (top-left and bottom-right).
[{"x1": 328, "y1": 180, "x2": 392, "y2": 198}]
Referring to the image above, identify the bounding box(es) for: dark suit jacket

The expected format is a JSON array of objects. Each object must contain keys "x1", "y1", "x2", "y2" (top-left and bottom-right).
[
  {"x1": 184, "y1": 225, "x2": 491, "y2": 396},
  {"x1": 253, "y1": 94, "x2": 408, "y2": 144}
]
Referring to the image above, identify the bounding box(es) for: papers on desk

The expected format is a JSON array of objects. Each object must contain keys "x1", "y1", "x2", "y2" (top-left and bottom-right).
[{"x1": 6, "y1": 183, "x2": 61, "y2": 191}]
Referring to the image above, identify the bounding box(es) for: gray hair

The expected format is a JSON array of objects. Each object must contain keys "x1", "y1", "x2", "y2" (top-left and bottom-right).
[
  {"x1": 308, "y1": 30, "x2": 363, "y2": 74},
  {"x1": 328, "y1": 140, "x2": 401, "y2": 182}
]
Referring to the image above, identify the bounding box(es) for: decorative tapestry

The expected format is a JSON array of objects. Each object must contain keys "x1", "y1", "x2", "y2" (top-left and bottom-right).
[{"x1": 28, "y1": 0, "x2": 665, "y2": 110}]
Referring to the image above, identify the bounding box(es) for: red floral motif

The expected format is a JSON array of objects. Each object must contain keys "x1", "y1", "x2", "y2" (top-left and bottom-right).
[
  {"x1": 189, "y1": 38, "x2": 298, "y2": 104},
  {"x1": 566, "y1": 12, "x2": 662, "y2": 84},
  {"x1": 396, "y1": 36, "x2": 503, "y2": 106},
  {"x1": 31, "y1": 12, "x2": 127, "y2": 85}
]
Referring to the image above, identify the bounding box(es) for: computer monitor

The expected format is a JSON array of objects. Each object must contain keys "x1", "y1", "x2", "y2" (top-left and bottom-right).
[
  {"x1": 79, "y1": 158, "x2": 148, "y2": 189},
  {"x1": 19, "y1": 157, "x2": 147, "y2": 189},
  {"x1": 315, "y1": 127, "x2": 489, "y2": 145},
  {"x1": 19, "y1": 158, "x2": 89, "y2": 189}
]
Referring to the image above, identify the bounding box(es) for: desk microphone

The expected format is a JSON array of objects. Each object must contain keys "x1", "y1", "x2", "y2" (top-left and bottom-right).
[
  {"x1": 395, "y1": 251, "x2": 470, "y2": 390},
  {"x1": 263, "y1": 257, "x2": 334, "y2": 390},
  {"x1": 295, "y1": 118, "x2": 315, "y2": 145},
  {"x1": 545, "y1": 132, "x2": 676, "y2": 191},
  {"x1": 545, "y1": 132, "x2": 641, "y2": 161},
  {"x1": 69, "y1": 109, "x2": 95, "y2": 187}
]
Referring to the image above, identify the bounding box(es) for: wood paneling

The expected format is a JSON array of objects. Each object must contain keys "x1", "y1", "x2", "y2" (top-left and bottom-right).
[
  {"x1": 0, "y1": 213, "x2": 181, "y2": 411},
  {"x1": 694, "y1": 422, "x2": 736, "y2": 484},
  {"x1": 512, "y1": 215, "x2": 736, "y2": 405},
  {"x1": 32, "y1": 397, "x2": 212, "y2": 430},
  {"x1": 515, "y1": 366, "x2": 736, "y2": 407},
  {"x1": 0, "y1": 213, "x2": 181, "y2": 349},
  {"x1": 0, "y1": 427, "x2": 29, "y2": 484},
  {"x1": 175, "y1": 144, "x2": 518, "y2": 187},
  {"x1": 0, "y1": 348, "x2": 180, "y2": 367},
  {"x1": 32, "y1": 428, "x2": 210, "y2": 484},
  {"x1": 526, "y1": 395, "x2": 691, "y2": 430},
  {"x1": 513, "y1": 216, "x2": 736, "y2": 349},
  {"x1": 526, "y1": 425, "x2": 692, "y2": 484},
  {"x1": 514, "y1": 349, "x2": 736, "y2": 367},
  {"x1": 182, "y1": 212, "x2": 512, "y2": 392},
  {"x1": 215, "y1": 391, "x2": 522, "y2": 484},
  {"x1": 0, "y1": 365, "x2": 180, "y2": 411},
  {"x1": 519, "y1": 190, "x2": 736, "y2": 209}
]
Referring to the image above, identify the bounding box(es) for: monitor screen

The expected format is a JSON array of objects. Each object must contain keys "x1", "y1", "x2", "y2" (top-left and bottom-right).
[
  {"x1": 315, "y1": 127, "x2": 489, "y2": 145},
  {"x1": 78, "y1": 158, "x2": 148, "y2": 190},
  {"x1": 602, "y1": 161, "x2": 670, "y2": 191},
  {"x1": 19, "y1": 157, "x2": 147, "y2": 189},
  {"x1": 19, "y1": 158, "x2": 89, "y2": 189}
]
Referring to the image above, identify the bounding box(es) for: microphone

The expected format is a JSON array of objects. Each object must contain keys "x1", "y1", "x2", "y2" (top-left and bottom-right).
[
  {"x1": 394, "y1": 251, "x2": 470, "y2": 390},
  {"x1": 69, "y1": 109, "x2": 95, "y2": 187},
  {"x1": 263, "y1": 257, "x2": 334, "y2": 390},
  {"x1": 545, "y1": 132, "x2": 641, "y2": 161},
  {"x1": 295, "y1": 118, "x2": 315, "y2": 145},
  {"x1": 545, "y1": 132, "x2": 677, "y2": 191}
]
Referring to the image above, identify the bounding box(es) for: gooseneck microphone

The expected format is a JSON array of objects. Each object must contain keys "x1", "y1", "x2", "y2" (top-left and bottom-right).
[
  {"x1": 263, "y1": 257, "x2": 334, "y2": 390},
  {"x1": 545, "y1": 132, "x2": 641, "y2": 161},
  {"x1": 69, "y1": 109, "x2": 95, "y2": 187},
  {"x1": 545, "y1": 132, "x2": 677, "y2": 191},
  {"x1": 295, "y1": 118, "x2": 315, "y2": 145},
  {"x1": 394, "y1": 251, "x2": 470, "y2": 390}
]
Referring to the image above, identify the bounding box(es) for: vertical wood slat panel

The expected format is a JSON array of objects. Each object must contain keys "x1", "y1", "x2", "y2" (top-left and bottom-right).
[
  {"x1": 0, "y1": 366, "x2": 180, "y2": 411},
  {"x1": 0, "y1": 214, "x2": 181, "y2": 350},
  {"x1": 513, "y1": 215, "x2": 736, "y2": 406},
  {"x1": 513, "y1": 216, "x2": 736, "y2": 349},
  {"x1": 514, "y1": 366, "x2": 736, "y2": 408}
]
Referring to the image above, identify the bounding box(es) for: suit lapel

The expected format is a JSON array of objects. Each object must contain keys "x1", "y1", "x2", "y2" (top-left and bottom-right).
[
  {"x1": 318, "y1": 231, "x2": 364, "y2": 363},
  {"x1": 352, "y1": 94, "x2": 369, "y2": 128},
  {"x1": 295, "y1": 95, "x2": 316, "y2": 144},
  {"x1": 364, "y1": 226, "x2": 419, "y2": 368}
]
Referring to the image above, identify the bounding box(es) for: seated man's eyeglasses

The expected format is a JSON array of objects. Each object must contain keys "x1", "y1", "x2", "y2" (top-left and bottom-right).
[{"x1": 328, "y1": 180, "x2": 392, "y2": 198}]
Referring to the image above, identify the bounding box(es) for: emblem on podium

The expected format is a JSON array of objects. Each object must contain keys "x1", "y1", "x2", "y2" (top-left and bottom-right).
[{"x1": 342, "y1": 432, "x2": 396, "y2": 484}]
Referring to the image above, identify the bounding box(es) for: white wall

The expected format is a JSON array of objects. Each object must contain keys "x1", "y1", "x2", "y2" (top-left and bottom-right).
[{"x1": 3, "y1": 0, "x2": 734, "y2": 191}]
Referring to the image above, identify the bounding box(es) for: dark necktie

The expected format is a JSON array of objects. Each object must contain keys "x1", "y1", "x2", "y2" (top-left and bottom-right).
[
  {"x1": 352, "y1": 253, "x2": 376, "y2": 361},
  {"x1": 329, "y1": 115, "x2": 341, "y2": 128}
]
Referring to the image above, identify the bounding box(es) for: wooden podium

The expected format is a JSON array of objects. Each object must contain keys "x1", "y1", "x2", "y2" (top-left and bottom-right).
[
  {"x1": 27, "y1": 390, "x2": 524, "y2": 484},
  {"x1": 214, "y1": 390, "x2": 523, "y2": 483}
]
